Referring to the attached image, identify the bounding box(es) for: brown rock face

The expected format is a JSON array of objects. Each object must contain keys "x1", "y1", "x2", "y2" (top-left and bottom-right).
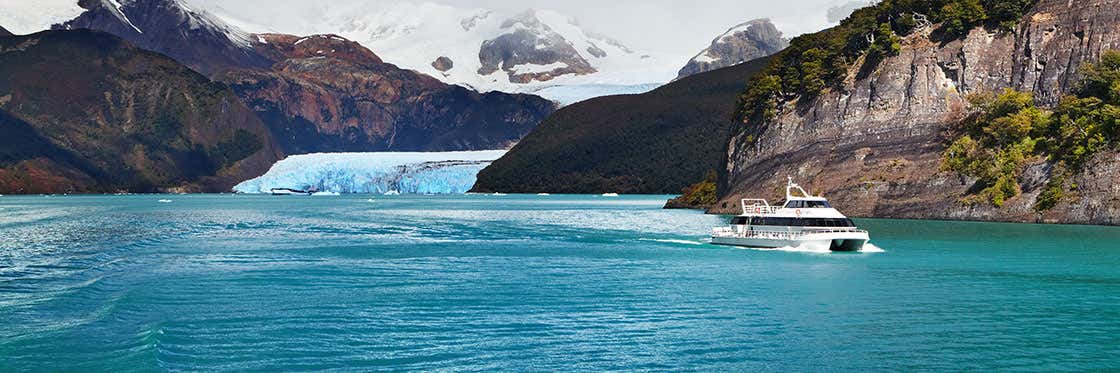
[
  {"x1": 219, "y1": 34, "x2": 556, "y2": 154},
  {"x1": 432, "y1": 56, "x2": 454, "y2": 72},
  {"x1": 718, "y1": 0, "x2": 1120, "y2": 225},
  {"x1": 0, "y1": 30, "x2": 282, "y2": 194}
]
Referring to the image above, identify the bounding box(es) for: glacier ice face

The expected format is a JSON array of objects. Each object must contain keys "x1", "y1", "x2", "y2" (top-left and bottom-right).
[{"x1": 233, "y1": 151, "x2": 506, "y2": 194}]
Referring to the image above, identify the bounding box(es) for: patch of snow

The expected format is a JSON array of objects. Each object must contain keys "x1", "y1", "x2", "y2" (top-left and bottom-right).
[
  {"x1": 532, "y1": 83, "x2": 661, "y2": 106},
  {"x1": 718, "y1": 22, "x2": 754, "y2": 43},
  {"x1": 234, "y1": 151, "x2": 507, "y2": 194},
  {"x1": 256, "y1": 34, "x2": 267, "y2": 44},
  {"x1": 103, "y1": 0, "x2": 143, "y2": 34},
  {"x1": 692, "y1": 53, "x2": 719, "y2": 64},
  {"x1": 0, "y1": 0, "x2": 85, "y2": 35},
  {"x1": 508, "y1": 61, "x2": 569, "y2": 75},
  {"x1": 294, "y1": 37, "x2": 309, "y2": 45}
]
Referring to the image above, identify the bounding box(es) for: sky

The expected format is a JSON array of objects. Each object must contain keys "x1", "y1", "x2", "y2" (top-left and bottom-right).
[
  {"x1": 431, "y1": 0, "x2": 858, "y2": 52},
  {"x1": 0, "y1": 0, "x2": 875, "y2": 57},
  {"x1": 186, "y1": 0, "x2": 873, "y2": 55}
]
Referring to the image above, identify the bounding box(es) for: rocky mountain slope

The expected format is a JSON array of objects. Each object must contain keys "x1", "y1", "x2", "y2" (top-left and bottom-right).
[
  {"x1": 677, "y1": 19, "x2": 787, "y2": 80},
  {"x1": 0, "y1": 25, "x2": 11, "y2": 36},
  {"x1": 51, "y1": 0, "x2": 555, "y2": 154},
  {"x1": 221, "y1": 33, "x2": 556, "y2": 153},
  {"x1": 472, "y1": 57, "x2": 771, "y2": 194},
  {"x1": 58, "y1": 0, "x2": 273, "y2": 76},
  {"x1": 717, "y1": 0, "x2": 1120, "y2": 225},
  {"x1": 0, "y1": 30, "x2": 281, "y2": 194}
]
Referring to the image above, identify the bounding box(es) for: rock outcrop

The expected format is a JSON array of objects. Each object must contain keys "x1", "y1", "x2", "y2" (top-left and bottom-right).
[
  {"x1": 478, "y1": 10, "x2": 597, "y2": 83},
  {"x1": 717, "y1": 0, "x2": 1120, "y2": 225},
  {"x1": 677, "y1": 19, "x2": 787, "y2": 80},
  {"x1": 472, "y1": 57, "x2": 771, "y2": 194},
  {"x1": 0, "y1": 30, "x2": 281, "y2": 194},
  {"x1": 432, "y1": 56, "x2": 453, "y2": 72}
]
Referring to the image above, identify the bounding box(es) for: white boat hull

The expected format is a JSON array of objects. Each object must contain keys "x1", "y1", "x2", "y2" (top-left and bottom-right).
[{"x1": 711, "y1": 231, "x2": 870, "y2": 252}]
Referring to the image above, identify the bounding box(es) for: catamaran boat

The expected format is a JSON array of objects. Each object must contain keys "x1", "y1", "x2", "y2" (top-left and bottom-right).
[{"x1": 711, "y1": 177, "x2": 870, "y2": 252}]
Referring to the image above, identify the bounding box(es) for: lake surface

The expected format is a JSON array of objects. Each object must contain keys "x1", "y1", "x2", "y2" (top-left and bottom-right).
[{"x1": 1, "y1": 194, "x2": 1118, "y2": 371}]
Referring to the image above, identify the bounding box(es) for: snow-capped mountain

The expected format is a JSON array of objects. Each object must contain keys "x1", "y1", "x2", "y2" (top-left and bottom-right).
[
  {"x1": 677, "y1": 19, "x2": 788, "y2": 80},
  {"x1": 56, "y1": 0, "x2": 272, "y2": 76},
  {"x1": 192, "y1": 1, "x2": 679, "y2": 104}
]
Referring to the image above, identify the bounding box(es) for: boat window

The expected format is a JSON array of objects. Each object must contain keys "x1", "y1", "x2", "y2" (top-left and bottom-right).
[
  {"x1": 750, "y1": 218, "x2": 856, "y2": 227},
  {"x1": 731, "y1": 217, "x2": 749, "y2": 225},
  {"x1": 804, "y1": 200, "x2": 832, "y2": 208}
]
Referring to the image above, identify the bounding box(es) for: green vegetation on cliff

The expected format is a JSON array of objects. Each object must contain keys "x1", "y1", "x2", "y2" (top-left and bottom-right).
[
  {"x1": 473, "y1": 58, "x2": 772, "y2": 194},
  {"x1": 664, "y1": 171, "x2": 718, "y2": 209},
  {"x1": 942, "y1": 51, "x2": 1120, "y2": 209},
  {"x1": 736, "y1": 0, "x2": 1037, "y2": 123}
]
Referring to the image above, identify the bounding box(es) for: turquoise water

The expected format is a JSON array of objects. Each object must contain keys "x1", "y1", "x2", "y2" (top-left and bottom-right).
[{"x1": 1, "y1": 194, "x2": 1118, "y2": 371}]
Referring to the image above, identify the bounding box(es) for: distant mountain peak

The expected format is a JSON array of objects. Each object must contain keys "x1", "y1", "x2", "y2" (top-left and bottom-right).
[
  {"x1": 59, "y1": 0, "x2": 271, "y2": 76},
  {"x1": 676, "y1": 18, "x2": 788, "y2": 80}
]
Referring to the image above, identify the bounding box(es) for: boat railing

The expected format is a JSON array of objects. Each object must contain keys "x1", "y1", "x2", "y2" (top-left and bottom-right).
[
  {"x1": 741, "y1": 199, "x2": 782, "y2": 215},
  {"x1": 712, "y1": 227, "x2": 867, "y2": 238}
]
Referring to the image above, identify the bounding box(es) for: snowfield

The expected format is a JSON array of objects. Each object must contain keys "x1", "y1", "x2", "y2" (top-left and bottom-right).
[
  {"x1": 234, "y1": 151, "x2": 507, "y2": 194},
  {"x1": 0, "y1": 0, "x2": 85, "y2": 34},
  {"x1": 186, "y1": 1, "x2": 680, "y2": 103}
]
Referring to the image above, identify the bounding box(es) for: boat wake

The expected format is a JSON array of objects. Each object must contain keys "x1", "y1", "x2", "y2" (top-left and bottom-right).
[
  {"x1": 638, "y1": 238, "x2": 705, "y2": 246},
  {"x1": 732, "y1": 242, "x2": 886, "y2": 254}
]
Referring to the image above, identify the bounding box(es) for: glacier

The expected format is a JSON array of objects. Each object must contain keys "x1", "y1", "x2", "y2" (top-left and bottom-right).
[{"x1": 233, "y1": 151, "x2": 506, "y2": 194}]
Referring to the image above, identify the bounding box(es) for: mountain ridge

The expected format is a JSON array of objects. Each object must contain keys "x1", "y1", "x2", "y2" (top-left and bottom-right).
[
  {"x1": 0, "y1": 29, "x2": 282, "y2": 193},
  {"x1": 53, "y1": 0, "x2": 557, "y2": 154},
  {"x1": 472, "y1": 57, "x2": 771, "y2": 194}
]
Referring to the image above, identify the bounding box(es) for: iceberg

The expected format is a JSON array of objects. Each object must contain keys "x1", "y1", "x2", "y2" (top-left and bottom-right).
[{"x1": 234, "y1": 151, "x2": 506, "y2": 194}]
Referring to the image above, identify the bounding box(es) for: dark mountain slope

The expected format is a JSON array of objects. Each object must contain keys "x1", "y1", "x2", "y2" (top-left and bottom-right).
[
  {"x1": 58, "y1": 0, "x2": 273, "y2": 76},
  {"x1": 0, "y1": 25, "x2": 11, "y2": 37},
  {"x1": 221, "y1": 34, "x2": 556, "y2": 153},
  {"x1": 57, "y1": 0, "x2": 556, "y2": 153},
  {"x1": 0, "y1": 30, "x2": 281, "y2": 194},
  {"x1": 472, "y1": 57, "x2": 771, "y2": 194}
]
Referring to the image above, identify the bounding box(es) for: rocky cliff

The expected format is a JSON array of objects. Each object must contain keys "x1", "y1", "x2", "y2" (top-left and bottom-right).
[
  {"x1": 0, "y1": 30, "x2": 281, "y2": 194},
  {"x1": 677, "y1": 19, "x2": 787, "y2": 80},
  {"x1": 473, "y1": 57, "x2": 770, "y2": 194},
  {"x1": 717, "y1": 0, "x2": 1120, "y2": 225}
]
